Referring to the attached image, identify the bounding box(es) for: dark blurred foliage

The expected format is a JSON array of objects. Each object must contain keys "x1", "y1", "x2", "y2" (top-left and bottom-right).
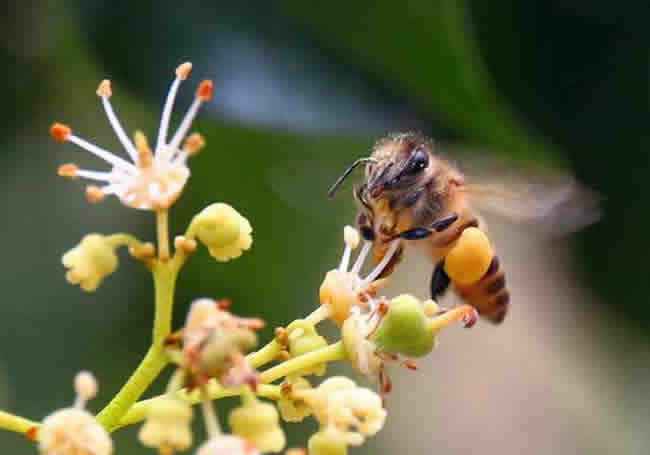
[{"x1": 2, "y1": 0, "x2": 650, "y2": 454}]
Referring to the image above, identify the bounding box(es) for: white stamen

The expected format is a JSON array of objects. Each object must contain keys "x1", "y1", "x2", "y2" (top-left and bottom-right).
[
  {"x1": 351, "y1": 241, "x2": 372, "y2": 275},
  {"x1": 168, "y1": 98, "x2": 202, "y2": 151},
  {"x1": 361, "y1": 240, "x2": 399, "y2": 287},
  {"x1": 101, "y1": 183, "x2": 127, "y2": 195},
  {"x1": 74, "y1": 169, "x2": 115, "y2": 181},
  {"x1": 155, "y1": 76, "x2": 182, "y2": 154},
  {"x1": 172, "y1": 150, "x2": 189, "y2": 166},
  {"x1": 68, "y1": 135, "x2": 137, "y2": 173},
  {"x1": 100, "y1": 96, "x2": 138, "y2": 162},
  {"x1": 339, "y1": 245, "x2": 352, "y2": 273}
]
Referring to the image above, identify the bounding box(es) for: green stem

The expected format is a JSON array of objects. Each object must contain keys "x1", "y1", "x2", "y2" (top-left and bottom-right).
[
  {"x1": 260, "y1": 341, "x2": 347, "y2": 384},
  {"x1": 95, "y1": 346, "x2": 166, "y2": 427},
  {"x1": 96, "y1": 261, "x2": 180, "y2": 428},
  {"x1": 112, "y1": 383, "x2": 282, "y2": 431},
  {"x1": 156, "y1": 209, "x2": 170, "y2": 261},
  {"x1": 246, "y1": 339, "x2": 282, "y2": 369},
  {"x1": 0, "y1": 410, "x2": 38, "y2": 435}
]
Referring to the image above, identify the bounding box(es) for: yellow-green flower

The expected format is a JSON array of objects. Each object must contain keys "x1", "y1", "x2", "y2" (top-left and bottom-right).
[
  {"x1": 189, "y1": 203, "x2": 253, "y2": 262},
  {"x1": 62, "y1": 234, "x2": 118, "y2": 291},
  {"x1": 138, "y1": 396, "x2": 193, "y2": 453}
]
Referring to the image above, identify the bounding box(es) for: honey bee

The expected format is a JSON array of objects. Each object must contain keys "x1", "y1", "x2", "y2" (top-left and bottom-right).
[{"x1": 328, "y1": 132, "x2": 600, "y2": 323}]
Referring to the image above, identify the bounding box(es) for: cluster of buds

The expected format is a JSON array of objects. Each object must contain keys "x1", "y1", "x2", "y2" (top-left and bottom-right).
[
  {"x1": 38, "y1": 372, "x2": 112, "y2": 455},
  {"x1": 51, "y1": 62, "x2": 210, "y2": 210}
]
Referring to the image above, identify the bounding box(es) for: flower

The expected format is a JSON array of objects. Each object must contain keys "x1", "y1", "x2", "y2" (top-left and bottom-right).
[
  {"x1": 277, "y1": 377, "x2": 313, "y2": 423},
  {"x1": 51, "y1": 62, "x2": 211, "y2": 210},
  {"x1": 315, "y1": 226, "x2": 397, "y2": 326},
  {"x1": 183, "y1": 299, "x2": 264, "y2": 387},
  {"x1": 138, "y1": 396, "x2": 193, "y2": 453},
  {"x1": 307, "y1": 426, "x2": 349, "y2": 455},
  {"x1": 298, "y1": 377, "x2": 386, "y2": 447},
  {"x1": 189, "y1": 203, "x2": 253, "y2": 262},
  {"x1": 38, "y1": 372, "x2": 112, "y2": 455},
  {"x1": 285, "y1": 320, "x2": 328, "y2": 377},
  {"x1": 229, "y1": 398, "x2": 286, "y2": 453},
  {"x1": 62, "y1": 234, "x2": 118, "y2": 291},
  {"x1": 196, "y1": 435, "x2": 259, "y2": 455}
]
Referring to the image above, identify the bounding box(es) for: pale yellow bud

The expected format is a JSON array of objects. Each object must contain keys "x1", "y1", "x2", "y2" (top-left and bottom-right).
[
  {"x1": 190, "y1": 203, "x2": 253, "y2": 262},
  {"x1": 62, "y1": 234, "x2": 118, "y2": 291},
  {"x1": 138, "y1": 396, "x2": 193, "y2": 452},
  {"x1": 277, "y1": 377, "x2": 313, "y2": 423},
  {"x1": 308, "y1": 427, "x2": 348, "y2": 455},
  {"x1": 229, "y1": 400, "x2": 286, "y2": 453}
]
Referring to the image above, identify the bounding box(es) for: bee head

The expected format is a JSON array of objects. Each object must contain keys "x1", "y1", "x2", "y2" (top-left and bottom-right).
[{"x1": 366, "y1": 133, "x2": 433, "y2": 199}]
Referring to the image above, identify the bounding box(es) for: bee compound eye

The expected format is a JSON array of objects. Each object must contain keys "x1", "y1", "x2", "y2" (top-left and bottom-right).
[{"x1": 406, "y1": 148, "x2": 429, "y2": 174}]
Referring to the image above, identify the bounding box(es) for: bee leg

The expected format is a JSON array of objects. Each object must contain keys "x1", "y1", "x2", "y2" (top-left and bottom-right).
[
  {"x1": 392, "y1": 212, "x2": 459, "y2": 240},
  {"x1": 430, "y1": 260, "x2": 450, "y2": 298}
]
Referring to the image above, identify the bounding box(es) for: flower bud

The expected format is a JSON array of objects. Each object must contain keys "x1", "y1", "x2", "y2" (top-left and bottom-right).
[
  {"x1": 444, "y1": 227, "x2": 493, "y2": 285},
  {"x1": 369, "y1": 294, "x2": 437, "y2": 358},
  {"x1": 277, "y1": 377, "x2": 313, "y2": 423},
  {"x1": 229, "y1": 400, "x2": 286, "y2": 453},
  {"x1": 308, "y1": 427, "x2": 348, "y2": 455},
  {"x1": 286, "y1": 320, "x2": 328, "y2": 376},
  {"x1": 190, "y1": 203, "x2": 252, "y2": 262},
  {"x1": 62, "y1": 234, "x2": 118, "y2": 291},
  {"x1": 39, "y1": 408, "x2": 113, "y2": 455},
  {"x1": 138, "y1": 396, "x2": 193, "y2": 452}
]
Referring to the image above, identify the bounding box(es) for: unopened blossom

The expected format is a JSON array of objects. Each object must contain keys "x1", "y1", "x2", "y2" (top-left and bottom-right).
[
  {"x1": 298, "y1": 377, "x2": 386, "y2": 446},
  {"x1": 196, "y1": 435, "x2": 259, "y2": 455},
  {"x1": 315, "y1": 226, "x2": 397, "y2": 326},
  {"x1": 189, "y1": 203, "x2": 253, "y2": 262},
  {"x1": 62, "y1": 234, "x2": 118, "y2": 291},
  {"x1": 51, "y1": 62, "x2": 211, "y2": 210},
  {"x1": 277, "y1": 377, "x2": 313, "y2": 423},
  {"x1": 229, "y1": 397, "x2": 286, "y2": 453},
  {"x1": 307, "y1": 426, "x2": 348, "y2": 455},
  {"x1": 138, "y1": 396, "x2": 193, "y2": 453},
  {"x1": 38, "y1": 372, "x2": 112, "y2": 455}
]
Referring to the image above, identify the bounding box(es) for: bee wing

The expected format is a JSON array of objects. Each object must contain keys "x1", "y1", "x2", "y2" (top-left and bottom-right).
[{"x1": 460, "y1": 176, "x2": 602, "y2": 236}]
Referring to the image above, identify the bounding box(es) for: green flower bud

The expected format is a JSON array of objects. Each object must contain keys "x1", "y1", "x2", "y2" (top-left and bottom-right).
[
  {"x1": 62, "y1": 234, "x2": 118, "y2": 291},
  {"x1": 277, "y1": 377, "x2": 313, "y2": 423},
  {"x1": 369, "y1": 294, "x2": 437, "y2": 358},
  {"x1": 229, "y1": 400, "x2": 286, "y2": 453},
  {"x1": 189, "y1": 203, "x2": 252, "y2": 262},
  {"x1": 286, "y1": 320, "x2": 328, "y2": 377},
  {"x1": 308, "y1": 427, "x2": 348, "y2": 455}
]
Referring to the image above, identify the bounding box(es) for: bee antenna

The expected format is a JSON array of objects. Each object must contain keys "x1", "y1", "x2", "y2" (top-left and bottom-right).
[{"x1": 328, "y1": 157, "x2": 376, "y2": 198}]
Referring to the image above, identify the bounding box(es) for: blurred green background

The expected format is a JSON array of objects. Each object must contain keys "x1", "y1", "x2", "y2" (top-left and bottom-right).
[{"x1": 2, "y1": 1, "x2": 650, "y2": 454}]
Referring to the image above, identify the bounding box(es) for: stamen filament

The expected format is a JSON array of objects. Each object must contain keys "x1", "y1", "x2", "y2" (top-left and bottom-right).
[
  {"x1": 155, "y1": 76, "x2": 182, "y2": 154},
  {"x1": 100, "y1": 96, "x2": 138, "y2": 162},
  {"x1": 168, "y1": 98, "x2": 202, "y2": 151},
  {"x1": 67, "y1": 135, "x2": 137, "y2": 173},
  {"x1": 362, "y1": 241, "x2": 399, "y2": 287},
  {"x1": 339, "y1": 245, "x2": 352, "y2": 273},
  {"x1": 351, "y1": 241, "x2": 372, "y2": 275},
  {"x1": 75, "y1": 169, "x2": 114, "y2": 181}
]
